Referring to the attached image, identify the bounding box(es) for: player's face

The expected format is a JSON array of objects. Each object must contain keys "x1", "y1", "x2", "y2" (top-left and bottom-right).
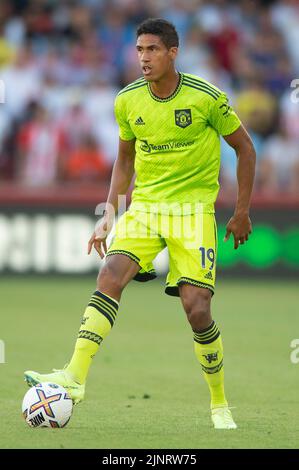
[{"x1": 136, "y1": 34, "x2": 178, "y2": 81}]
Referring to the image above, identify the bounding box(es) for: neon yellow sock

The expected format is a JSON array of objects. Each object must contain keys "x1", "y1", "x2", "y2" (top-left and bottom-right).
[
  {"x1": 67, "y1": 291, "x2": 119, "y2": 384},
  {"x1": 193, "y1": 321, "x2": 228, "y2": 409}
]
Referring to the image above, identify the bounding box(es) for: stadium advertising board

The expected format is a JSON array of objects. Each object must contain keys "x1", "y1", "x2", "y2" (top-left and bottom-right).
[{"x1": 0, "y1": 208, "x2": 298, "y2": 276}]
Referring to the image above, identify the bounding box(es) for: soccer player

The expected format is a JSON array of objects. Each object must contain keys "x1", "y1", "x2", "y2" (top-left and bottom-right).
[{"x1": 25, "y1": 19, "x2": 256, "y2": 429}]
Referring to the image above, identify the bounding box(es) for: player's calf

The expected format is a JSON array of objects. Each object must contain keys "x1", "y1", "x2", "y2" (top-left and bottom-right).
[
  {"x1": 179, "y1": 284, "x2": 230, "y2": 415},
  {"x1": 97, "y1": 254, "x2": 140, "y2": 300}
]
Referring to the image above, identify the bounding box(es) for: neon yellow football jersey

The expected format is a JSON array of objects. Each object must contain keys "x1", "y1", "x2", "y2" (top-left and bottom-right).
[{"x1": 114, "y1": 72, "x2": 241, "y2": 215}]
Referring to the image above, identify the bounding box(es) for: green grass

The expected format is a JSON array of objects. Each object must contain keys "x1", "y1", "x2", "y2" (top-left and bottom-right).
[{"x1": 0, "y1": 277, "x2": 298, "y2": 449}]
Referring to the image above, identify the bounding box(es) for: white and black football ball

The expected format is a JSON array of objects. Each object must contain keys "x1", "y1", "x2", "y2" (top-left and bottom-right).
[{"x1": 22, "y1": 382, "x2": 73, "y2": 428}]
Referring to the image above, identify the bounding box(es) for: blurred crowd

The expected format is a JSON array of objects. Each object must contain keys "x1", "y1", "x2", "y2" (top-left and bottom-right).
[{"x1": 0, "y1": 0, "x2": 299, "y2": 196}]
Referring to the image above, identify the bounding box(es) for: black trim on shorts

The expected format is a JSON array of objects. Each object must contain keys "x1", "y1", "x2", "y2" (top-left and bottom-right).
[
  {"x1": 133, "y1": 270, "x2": 157, "y2": 282},
  {"x1": 164, "y1": 285, "x2": 180, "y2": 297},
  {"x1": 106, "y1": 250, "x2": 157, "y2": 283},
  {"x1": 165, "y1": 277, "x2": 215, "y2": 297},
  {"x1": 106, "y1": 249, "x2": 140, "y2": 265}
]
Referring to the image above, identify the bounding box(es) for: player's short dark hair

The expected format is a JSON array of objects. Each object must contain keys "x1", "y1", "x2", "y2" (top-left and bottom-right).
[{"x1": 136, "y1": 18, "x2": 179, "y2": 49}]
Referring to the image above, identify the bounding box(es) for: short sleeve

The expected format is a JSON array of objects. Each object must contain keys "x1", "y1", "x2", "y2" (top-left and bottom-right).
[
  {"x1": 208, "y1": 92, "x2": 241, "y2": 136},
  {"x1": 114, "y1": 95, "x2": 135, "y2": 141}
]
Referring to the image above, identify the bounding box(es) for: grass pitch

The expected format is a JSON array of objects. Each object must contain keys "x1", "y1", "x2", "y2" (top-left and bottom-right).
[{"x1": 1, "y1": 276, "x2": 298, "y2": 449}]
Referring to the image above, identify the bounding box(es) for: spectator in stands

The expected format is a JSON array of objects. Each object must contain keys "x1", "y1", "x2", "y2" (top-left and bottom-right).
[
  {"x1": 177, "y1": 25, "x2": 211, "y2": 75},
  {"x1": 1, "y1": 45, "x2": 41, "y2": 120},
  {"x1": 246, "y1": 9, "x2": 291, "y2": 96},
  {"x1": 84, "y1": 77, "x2": 119, "y2": 164},
  {"x1": 63, "y1": 133, "x2": 110, "y2": 182},
  {"x1": 17, "y1": 103, "x2": 66, "y2": 187},
  {"x1": 0, "y1": 108, "x2": 13, "y2": 179},
  {"x1": 59, "y1": 95, "x2": 93, "y2": 153},
  {"x1": 258, "y1": 117, "x2": 299, "y2": 194},
  {"x1": 271, "y1": 0, "x2": 299, "y2": 73},
  {"x1": 208, "y1": 14, "x2": 240, "y2": 74},
  {"x1": 40, "y1": 72, "x2": 70, "y2": 118},
  {"x1": 0, "y1": 22, "x2": 16, "y2": 68},
  {"x1": 234, "y1": 77, "x2": 278, "y2": 136}
]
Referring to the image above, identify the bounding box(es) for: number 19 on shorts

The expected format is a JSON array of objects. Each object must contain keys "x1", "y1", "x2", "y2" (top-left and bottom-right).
[{"x1": 199, "y1": 247, "x2": 215, "y2": 270}]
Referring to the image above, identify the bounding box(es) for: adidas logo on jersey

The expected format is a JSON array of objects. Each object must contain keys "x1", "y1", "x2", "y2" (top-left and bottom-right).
[
  {"x1": 135, "y1": 116, "x2": 145, "y2": 125},
  {"x1": 204, "y1": 271, "x2": 213, "y2": 280}
]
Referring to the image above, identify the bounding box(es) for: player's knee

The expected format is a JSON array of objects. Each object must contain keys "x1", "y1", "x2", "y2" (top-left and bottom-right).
[
  {"x1": 188, "y1": 308, "x2": 211, "y2": 331},
  {"x1": 97, "y1": 263, "x2": 125, "y2": 295},
  {"x1": 183, "y1": 289, "x2": 212, "y2": 331}
]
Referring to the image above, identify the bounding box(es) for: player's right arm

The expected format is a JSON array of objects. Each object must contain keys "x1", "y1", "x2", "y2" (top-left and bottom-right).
[{"x1": 88, "y1": 137, "x2": 136, "y2": 258}]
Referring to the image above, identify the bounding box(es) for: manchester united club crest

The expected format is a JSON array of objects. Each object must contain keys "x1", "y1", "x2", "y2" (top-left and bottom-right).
[{"x1": 175, "y1": 109, "x2": 192, "y2": 128}]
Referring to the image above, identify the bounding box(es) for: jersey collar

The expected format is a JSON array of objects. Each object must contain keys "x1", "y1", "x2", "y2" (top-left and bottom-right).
[{"x1": 147, "y1": 72, "x2": 183, "y2": 103}]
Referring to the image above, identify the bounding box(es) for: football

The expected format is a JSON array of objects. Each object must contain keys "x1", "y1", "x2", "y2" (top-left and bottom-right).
[{"x1": 22, "y1": 382, "x2": 73, "y2": 428}]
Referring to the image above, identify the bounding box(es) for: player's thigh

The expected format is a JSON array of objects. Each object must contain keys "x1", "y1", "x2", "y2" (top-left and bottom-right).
[{"x1": 97, "y1": 253, "x2": 140, "y2": 293}]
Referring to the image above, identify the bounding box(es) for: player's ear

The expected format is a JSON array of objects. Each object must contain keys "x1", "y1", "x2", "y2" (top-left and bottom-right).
[{"x1": 169, "y1": 47, "x2": 178, "y2": 60}]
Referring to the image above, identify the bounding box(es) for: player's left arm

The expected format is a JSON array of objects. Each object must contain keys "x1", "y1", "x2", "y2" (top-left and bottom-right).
[{"x1": 223, "y1": 124, "x2": 256, "y2": 249}]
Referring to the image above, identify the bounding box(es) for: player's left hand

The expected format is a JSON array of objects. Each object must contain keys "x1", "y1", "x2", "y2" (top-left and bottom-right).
[{"x1": 224, "y1": 212, "x2": 252, "y2": 250}]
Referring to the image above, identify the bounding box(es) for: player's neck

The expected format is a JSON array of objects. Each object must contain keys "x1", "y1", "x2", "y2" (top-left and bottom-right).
[{"x1": 149, "y1": 70, "x2": 180, "y2": 99}]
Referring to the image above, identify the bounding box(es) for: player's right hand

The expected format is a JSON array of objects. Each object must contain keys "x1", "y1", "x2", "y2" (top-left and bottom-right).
[{"x1": 87, "y1": 215, "x2": 113, "y2": 259}]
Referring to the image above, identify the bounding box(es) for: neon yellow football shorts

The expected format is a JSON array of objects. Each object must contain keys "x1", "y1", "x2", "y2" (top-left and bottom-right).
[{"x1": 106, "y1": 209, "x2": 217, "y2": 296}]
